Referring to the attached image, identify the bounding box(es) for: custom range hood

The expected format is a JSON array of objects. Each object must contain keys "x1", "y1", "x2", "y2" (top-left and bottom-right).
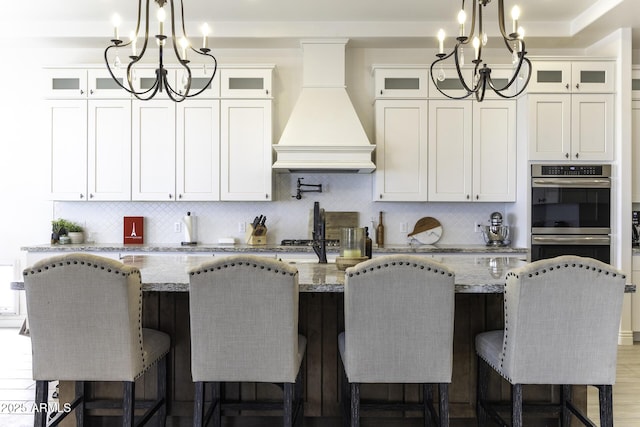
[{"x1": 273, "y1": 39, "x2": 375, "y2": 173}]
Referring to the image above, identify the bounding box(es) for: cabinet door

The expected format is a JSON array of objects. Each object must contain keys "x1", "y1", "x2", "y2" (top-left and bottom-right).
[
  {"x1": 571, "y1": 61, "x2": 615, "y2": 93},
  {"x1": 473, "y1": 101, "x2": 516, "y2": 202},
  {"x1": 47, "y1": 100, "x2": 88, "y2": 200},
  {"x1": 132, "y1": 101, "x2": 176, "y2": 201},
  {"x1": 374, "y1": 68, "x2": 428, "y2": 98},
  {"x1": 44, "y1": 69, "x2": 87, "y2": 99},
  {"x1": 221, "y1": 68, "x2": 272, "y2": 98},
  {"x1": 374, "y1": 100, "x2": 428, "y2": 201},
  {"x1": 220, "y1": 99, "x2": 272, "y2": 201},
  {"x1": 428, "y1": 100, "x2": 472, "y2": 201},
  {"x1": 527, "y1": 61, "x2": 571, "y2": 93},
  {"x1": 87, "y1": 69, "x2": 130, "y2": 99},
  {"x1": 87, "y1": 100, "x2": 131, "y2": 201},
  {"x1": 176, "y1": 100, "x2": 220, "y2": 201},
  {"x1": 527, "y1": 94, "x2": 571, "y2": 161},
  {"x1": 571, "y1": 94, "x2": 614, "y2": 161},
  {"x1": 633, "y1": 101, "x2": 640, "y2": 202}
]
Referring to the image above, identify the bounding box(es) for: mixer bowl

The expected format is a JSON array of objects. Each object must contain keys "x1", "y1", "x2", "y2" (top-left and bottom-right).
[{"x1": 480, "y1": 225, "x2": 510, "y2": 246}]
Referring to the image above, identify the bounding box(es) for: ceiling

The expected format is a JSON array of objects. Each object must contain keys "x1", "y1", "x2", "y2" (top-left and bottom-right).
[{"x1": 2, "y1": 0, "x2": 640, "y2": 50}]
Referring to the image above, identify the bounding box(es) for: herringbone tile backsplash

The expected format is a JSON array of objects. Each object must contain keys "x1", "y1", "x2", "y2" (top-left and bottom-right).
[{"x1": 54, "y1": 174, "x2": 511, "y2": 245}]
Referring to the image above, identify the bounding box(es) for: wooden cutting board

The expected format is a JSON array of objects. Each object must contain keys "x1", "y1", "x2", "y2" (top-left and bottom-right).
[{"x1": 324, "y1": 211, "x2": 359, "y2": 240}]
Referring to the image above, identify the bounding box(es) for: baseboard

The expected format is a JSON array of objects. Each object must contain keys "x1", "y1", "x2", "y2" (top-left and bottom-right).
[{"x1": 619, "y1": 330, "x2": 634, "y2": 345}]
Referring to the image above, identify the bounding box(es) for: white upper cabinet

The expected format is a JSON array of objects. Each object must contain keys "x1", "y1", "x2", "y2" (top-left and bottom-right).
[
  {"x1": 44, "y1": 69, "x2": 88, "y2": 99},
  {"x1": 46, "y1": 100, "x2": 88, "y2": 200},
  {"x1": 428, "y1": 100, "x2": 473, "y2": 201},
  {"x1": 176, "y1": 100, "x2": 221, "y2": 201},
  {"x1": 132, "y1": 100, "x2": 177, "y2": 201},
  {"x1": 527, "y1": 93, "x2": 614, "y2": 161},
  {"x1": 87, "y1": 69, "x2": 130, "y2": 98},
  {"x1": 175, "y1": 67, "x2": 221, "y2": 98},
  {"x1": 527, "y1": 60, "x2": 615, "y2": 93},
  {"x1": 374, "y1": 99, "x2": 428, "y2": 201},
  {"x1": 87, "y1": 100, "x2": 132, "y2": 200},
  {"x1": 221, "y1": 68, "x2": 273, "y2": 98},
  {"x1": 373, "y1": 67, "x2": 428, "y2": 98},
  {"x1": 429, "y1": 100, "x2": 516, "y2": 202},
  {"x1": 220, "y1": 99, "x2": 272, "y2": 201}
]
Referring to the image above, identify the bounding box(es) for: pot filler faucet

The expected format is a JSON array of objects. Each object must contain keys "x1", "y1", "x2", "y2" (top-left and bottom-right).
[{"x1": 312, "y1": 201, "x2": 327, "y2": 264}]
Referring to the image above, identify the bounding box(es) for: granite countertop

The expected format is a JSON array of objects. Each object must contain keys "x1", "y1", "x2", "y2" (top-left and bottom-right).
[
  {"x1": 15, "y1": 254, "x2": 528, "y2": 293},
  {"x1": 21, "y1": 242, "x2": 529, "y2": 255}
]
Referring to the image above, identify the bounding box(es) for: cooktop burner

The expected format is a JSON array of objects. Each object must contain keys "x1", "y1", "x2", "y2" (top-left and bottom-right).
[{"x1": 280, "y1": 239, "x2": 340, "y2": 247}]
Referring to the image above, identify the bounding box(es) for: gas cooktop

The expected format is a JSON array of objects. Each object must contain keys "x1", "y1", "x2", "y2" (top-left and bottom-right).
[{"x1": 280, "y1": 239, "x2": 340, "y2": 247}]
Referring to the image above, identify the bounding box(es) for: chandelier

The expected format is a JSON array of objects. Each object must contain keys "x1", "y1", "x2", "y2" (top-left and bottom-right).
[
  {"x1": 430, "y1": 0, "x2": 531, "y2": 102},
  {"x1": 104, "y1": 0, "x2": 217, "y2": 102}
]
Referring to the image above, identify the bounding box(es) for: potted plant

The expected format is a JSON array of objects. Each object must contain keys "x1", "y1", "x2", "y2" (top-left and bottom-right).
[{"x1": 51, "y1": 219, "x2": 84, "y2": 244}]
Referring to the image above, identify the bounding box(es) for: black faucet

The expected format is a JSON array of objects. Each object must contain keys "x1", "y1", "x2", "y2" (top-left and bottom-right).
[{"x1": 312, "y1": 201, "x2": 327, "y2": 264}]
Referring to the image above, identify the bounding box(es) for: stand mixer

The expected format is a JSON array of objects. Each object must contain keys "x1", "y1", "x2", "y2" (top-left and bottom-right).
[{"x1": 480, "y1": 212, "x2": 510, "y2": 246}]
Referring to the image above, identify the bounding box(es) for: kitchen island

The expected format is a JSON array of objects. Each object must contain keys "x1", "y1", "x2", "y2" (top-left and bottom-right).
[{"x1": 16, "y1": 247, "x2": 605, "y2": 426}]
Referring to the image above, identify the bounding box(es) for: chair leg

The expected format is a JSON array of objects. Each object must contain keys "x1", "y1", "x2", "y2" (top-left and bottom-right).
[
  {"x1": 123, "y1": 382, "x2": 135, "y2": 427},
  {"x1": 350, "y1": 383, "x2": 360, "y2": 427},
  {"x1": 212, "y1": 382, "x2": 222, "y2": 427},
  {"x1": 157, "y1": 355, "x2": 167, "y2": 427},
  {"x1": 511, "y1": 384, "x2": 523, "y2": 427},
  {"x1": 284, "y1": 382, "x2": 294, "y2": 427},
  {"x1": 476, "y1": 357, "x2": 489, "y2": 427},
  {"x1": 561, "y1": 384, "x2": 572, "y2": 427},
  {"x1": 193, "y1": 382, "x2": 205, "y2": 427},
  {"x1": 423, "y1": 384, "x2": 433, "y2": 427},
  {"x1": 438, "y1": 383, "x2": 449, "y2": 427},
  {"x1": 294, "y1": 369, "x2": 304, "y2": 427},
  {"x1": 34, "y1": 381, "x2": 48, "y2": 427},
  {"x1": 75, "y1": 381, "x2": 85, "y2": 427},
  {"x1": 598, "y1": 385, "x2": 614, "y2": 427}
]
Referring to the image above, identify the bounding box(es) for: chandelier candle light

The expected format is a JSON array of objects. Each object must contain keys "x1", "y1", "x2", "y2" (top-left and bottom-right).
[
  {"x1": 105, "y1": 0, "x2": 217, "y2": 102},
  {"x1": 430, "y1": 0, "x2": 531, "y2": 101}
]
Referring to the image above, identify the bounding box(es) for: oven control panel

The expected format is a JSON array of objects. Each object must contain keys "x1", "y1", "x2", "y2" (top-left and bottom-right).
[{"x1": 532, "y1": 164, "x2": 610, "y2": 177}]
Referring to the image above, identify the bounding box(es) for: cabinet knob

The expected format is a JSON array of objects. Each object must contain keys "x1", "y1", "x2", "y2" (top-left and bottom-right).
[
  {"x1": 379, "y1": 194, "x2": 383, "y2": 199},
  {"x1": 178, "y1": 194, "x2": 183, "y2": 199},
  {"x1": 80, "y1": 89, "x2": 84, "y2": 95},
  {"x1": 565, "y1": 153, "x2": 569, "y2": 159},
  {"x1": 266, "y1": 89, "x2": 269, "y2": 95},
  {"x1": 565, "y1": 84, "x2": 570, "y2": 90},
  {"x1": 476, "y1": 195, "x2": 479, "y2": 200},
  {"x1": 79, "y1": 193, "x2": 84, "y2": 199},
  {"x1": 90, "y1": 89, "x2": 94, "y2": 95},
  {"x1": 576, "y1": 83, "x2": 580, "y2": 90},
  {"x1": 89, "y1": 194, "x2": 94, "y2": 199},
  {"x1": 265, "y1": 193, "x2": 269, "y2": 199},
  {"x1": 466, "y1": 194, "x2": 470, "y2": 200},
  {"x1": 380, "y1": 90, "x2": 383, "y2": 95},
  {"x1": 575, "y1": 153, "x2": 580, "y2": 159},
  {"x1": 169, "y1": 194, "x2": 173, "y2": 199}
]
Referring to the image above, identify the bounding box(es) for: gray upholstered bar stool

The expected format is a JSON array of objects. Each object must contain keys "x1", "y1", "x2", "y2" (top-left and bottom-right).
[
  {"x1": 23, "y1": 253, "x2": 170, "y2": 427},
  {"x1": 475, "y1": 255, "x2": 626, "y2": 427},
  {"x1": 339, "y1": 255, "x2": 455, "y2": 427},
  {"x1": 188, "y1": 255, "x2": 306, "y2": 427}
]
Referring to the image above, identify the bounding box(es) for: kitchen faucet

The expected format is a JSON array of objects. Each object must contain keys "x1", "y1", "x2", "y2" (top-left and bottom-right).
[{"x1": 312, "y1": 201, "x2": 327, "y2": 263}]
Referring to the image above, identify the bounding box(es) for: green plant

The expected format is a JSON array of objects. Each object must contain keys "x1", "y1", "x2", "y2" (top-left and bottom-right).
[{"x1": 51, "y1": 219, "x2": 83, "y2": 235}]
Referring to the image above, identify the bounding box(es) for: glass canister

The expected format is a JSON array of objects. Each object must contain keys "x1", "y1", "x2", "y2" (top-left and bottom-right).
[{"x1": 341, "y1": 227, "x2": 365, "y2": 258}]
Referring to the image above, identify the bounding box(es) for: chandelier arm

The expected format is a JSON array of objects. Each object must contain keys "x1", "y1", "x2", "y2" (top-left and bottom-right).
[
  {"x1": 164, "y1": 72, "x2": 187, "y2": 102},
  {"x1": 429, "y1": 57, "x2": 472, "y2": 100},
  {"x1": 185, "y1": 52, "x2": 218, "y2": 98},
  {"x1": 452, "y1": 44, "x2": 478, "y2": 95}
]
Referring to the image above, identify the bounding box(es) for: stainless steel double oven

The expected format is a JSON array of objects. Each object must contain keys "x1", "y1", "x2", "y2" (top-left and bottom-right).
[{"x1": 530, "y1": 164, "x2": 611, "y2": 263}]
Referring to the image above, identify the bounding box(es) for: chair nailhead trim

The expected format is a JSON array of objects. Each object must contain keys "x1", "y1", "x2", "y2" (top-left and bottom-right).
[{"x1": 192, "y1": 261, "x2": 296, "y2": 276}]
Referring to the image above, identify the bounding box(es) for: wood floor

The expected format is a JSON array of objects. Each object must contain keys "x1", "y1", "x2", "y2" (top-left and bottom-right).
[{"x1": 1, "y1": 326, "x2": 639, "y2": 427}]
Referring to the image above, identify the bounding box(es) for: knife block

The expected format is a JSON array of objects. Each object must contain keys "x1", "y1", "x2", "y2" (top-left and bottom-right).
[{"x1": 245, "y1": 224, "x2": 267, "y2": 245}]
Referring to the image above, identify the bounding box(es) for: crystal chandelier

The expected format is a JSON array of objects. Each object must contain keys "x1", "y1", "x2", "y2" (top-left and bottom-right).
[
  {"x1": 430, "y1": 0, "x2": 531, "y2": 102},
  {"x1": 104, "y1": 0, "x2": 217, "y2": 102}
]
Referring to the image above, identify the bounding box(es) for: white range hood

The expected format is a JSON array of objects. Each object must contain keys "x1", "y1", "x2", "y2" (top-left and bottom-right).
[{"x1": 273, "y1": 39, "x2": 375, "y2": 173}]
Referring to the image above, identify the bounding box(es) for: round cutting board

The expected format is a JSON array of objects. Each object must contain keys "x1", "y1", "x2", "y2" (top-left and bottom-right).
[{"x1": 408, "y1": 217, "x2": 443, "y2": 245}]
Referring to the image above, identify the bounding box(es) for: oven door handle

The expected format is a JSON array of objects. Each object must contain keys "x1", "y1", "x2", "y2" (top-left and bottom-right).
[
  {"x1": 531, "y1": 235, "x2": 611, "y2": 245},
  {"x1": 531, "y1": 178, "x2": 611, "y2": 188}
]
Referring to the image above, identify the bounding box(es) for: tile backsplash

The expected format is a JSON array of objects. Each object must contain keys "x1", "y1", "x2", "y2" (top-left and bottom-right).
[{"x1": 54, "y1": 173, "x2": 512, "y2": 246}]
